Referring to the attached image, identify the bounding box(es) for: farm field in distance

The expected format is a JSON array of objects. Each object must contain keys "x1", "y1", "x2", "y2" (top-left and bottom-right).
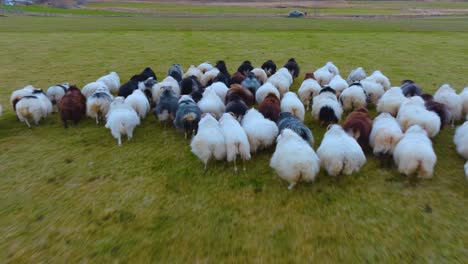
[{"x1": 0, "y1": 1, "x2": 467, "y2": 262}]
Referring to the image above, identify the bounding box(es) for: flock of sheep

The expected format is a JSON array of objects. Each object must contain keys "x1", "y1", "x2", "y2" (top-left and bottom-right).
[{"x1": 4, "y1": 59, "x2": 468, "y2": 189}]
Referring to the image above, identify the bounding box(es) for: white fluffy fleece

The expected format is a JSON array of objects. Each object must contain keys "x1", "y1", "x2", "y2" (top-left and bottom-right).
[
  {"x1": 241, "y1": 108, "x2": 278, "y2": 153},
  {"x1": 396, "y1": 96, "x2": 440, "y2": 138},
  {"x1": 393, "y1": 125, "x2": 436, "y2": 179},
  {"x1": 281, "y1": 92, "x2": 305, "y2": 121},
  {"x1": 190, "y1": 114, "x2": 226, "y2": 169},
  {"x1": 369, "y1": 113, "x2": 403, "y2": 156},
  {"x1": 270, "y1": 128, "x2": 320, "y2": 189},
  {"x1": 316, "y1": 124, "x2": 366, "y2": 176},
  {"x1": 376, "y1": 87, "x2": 407, "y2": 116}
]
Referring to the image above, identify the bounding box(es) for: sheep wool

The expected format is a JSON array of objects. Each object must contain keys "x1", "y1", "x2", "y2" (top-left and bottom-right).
[
  {"x1": 280, "y1": 92, "x2": 305, "y2": 122},
  {"x1": 369, "y1": 113, "x2": 403, "y2": 156},
  {"x1": 190, "y1": 114, "x2": 226, "y2": 169},
  {"x1": 97, "y1": 72, "x2": 120, "y2": 94},
  {"x1": 298, "y1": 78, "x2": 321, "y2": 110},
  {"x1": 376, "y1": 87, "x2": 407, "y2": 116},
  {"x1": 241, "y1": 108, "x2": 278, "y2": 153},
  {"x1": 434, "y1": 84, "x2": 463, "y2": 123},
  {"x1": 125, "y1": 89, "x2": 151, "y2": 119},
  {"x1": 270, "y1": 129, "x2": 320, "y2": 190},
  {"x1": 219, "y1": 113, "x2": 251, "y2": 172},
  {"x1": 393, "y1": 125, "x2": 436, "y2": 179},
  {"x1": 105, "y1": 97, "x2": 140, "y2": 146},
  {"x1": 317, "y1": 124, "x2": 366, "y2": 177}
]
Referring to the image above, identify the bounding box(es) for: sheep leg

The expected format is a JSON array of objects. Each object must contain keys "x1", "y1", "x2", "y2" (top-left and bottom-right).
[
  {"x1": 233, "y1": 159, "x2": 238, "y2": 173},
  {"x1": 242, "y1": 159, "x2": 246, "y2": 171},
  {"x1": 24, "y1": 118, "x2": 31, "y2": 129},
  {"x1": 184, "y1": 132, "x2": 187, "y2": 139},
  {"x1": 95, "y1": 116, "x2": 99, "y2": 125},
  {"x1": 118, "y1": 136, "x2": 122, "y2": 146},
  {"x1": 204, "y1": 160, "x2": 208, "y2": 172},
  {"x1": 288, "y1": 182, "x2": 296, "y2": 190},
  {"x1": 63, "y1": 120, "x2": 68, "y2": 129}
]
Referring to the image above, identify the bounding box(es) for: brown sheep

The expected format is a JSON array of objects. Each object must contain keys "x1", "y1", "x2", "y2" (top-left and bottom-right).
[
  {"x1": 259, "y1": 93, "x2": 281, "y2": 122},
  {"x1": 230, "y1": 72, "x2": 246, "y2": 85},
  {"x1": 226, "y1": 84, "x2": 254, "y2": 106},
  {"x1": 59, "y1": 85, "x2": 86, "y2": 128},
  {"x1": 342, "y1": 108, "x2": 373, "y2": 149}
]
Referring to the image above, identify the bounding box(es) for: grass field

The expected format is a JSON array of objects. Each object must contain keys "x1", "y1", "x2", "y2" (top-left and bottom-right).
[{"x1": 0, "y1": 3, "x2": 467, "y2": 262}]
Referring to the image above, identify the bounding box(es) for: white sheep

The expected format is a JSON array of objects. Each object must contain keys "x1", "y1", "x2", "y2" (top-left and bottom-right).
[
  {"x1": 325, "y1": 62, "x2": 340, "y2": 76},
  {"x1": 397, "y1": 96, "x2": 440, "y2": 138},
  {"x1": 34, "y1": 90, "x2": 53, "y2": 116},
  {"x1": 198, "y1": 87, "x2": 225, "y2": 119},
  {"x1": 454, "y1": 121, "x2": 468, "y2": 160},
  {"x1": 251, "y1": 68, "x2": 268, "y2": 84},
  {"x1": 46, "y1": 83, "x2": 69, "y2": 111},
  {"x1": 15, "y1": 93, "x2": 51, "y2": 128},
  {"x1": 97, "y1": 72, "x2": 120, "y2": 94},
  {"x1": 347, "y1": 67, "x2": 367, "y2": 84},
  {"x1": 281, "y1": 92, "x2": 305, "y2": 121},
  {"x1": 219, "y1": 113, "x2": 251, "y2": 172},
  {"x1": 313, "y1": 67, "x2": 333, "y2": 86},
  {"x1": 311, "y1": 87, "x2": 343, "y2": 124},
  {"x1": 197, "y1": 61, "x2": 214, "y2": 74},
  {"x1": 270, "y1": 128, "x2": 320, "y2": 189},
  {"x1": 207, "y1": 82, "x2": 229, "y2": 102},
  {"x1": 267, "y1": 67, "x2": 293, "y2": 96},
  {"x1": 367, "y1": 70, "x2": 391, "y2": 91},
  {"x1": 465, "y1": 161, "x2": 468, "y2": 180},
  {"x1": 317, "y1": 124, "x2": 366, "y2": 177},
  {"x1": 376, "y1": 87, "x2": 407, "y2": 116},
  {"x1": 86, "y1": 87, "x2": 113, "y2": 124},
  {"x1": 190, "y1": 114, "x2": 226, "y2": 170},
  {"x1": 82, "y1": 81, "x2": 109, "y2": 98},
  {"x1": 298, "y1": 78, "x2": 321, "y2": 110},
  {"x1": 105, "y1": 97, "x2": 141, "y2": 146},
  {"x1": 183, "y1": 65, "x2": 203, "y2": 81},
  {"x1": 461, "y1": 87, "x2": 468, "y2": 118},
  {"x1": 434, "y1": 84, "x2": 463, "y2": 124},
  {"x1": 200, "y1": 68, "x2": 220, "y2": 87},
  {"x1": 361, "y1": 78, "x2": 385, "y2": 105},
  {"x1": 328, "y1": 74, "x2": 348, "y2": 97},
  {"x1": 339, "y1": 83, "x2": 367, "y2": 111},
  {"x1": 393, "y1": 125, "x2": 436, "y2": 179},
  {"x1": 369, "y1": 113, "x2": 403, "y2": 157},
  {"x1": 241, "y1": 108, "x2": 278, "y2": 153},
  {"x1": 10, "y1": 85, "x2": 34, "y2": 110},
  {"x1": 125, "y1": 89, "x2": 150, "y2": 119},
  {"x1": 151, "y1": 76, "x2": 180, "y2": 103},
  {"x1": 255, "y1": 82, "x2": 280, "y2": 104}
]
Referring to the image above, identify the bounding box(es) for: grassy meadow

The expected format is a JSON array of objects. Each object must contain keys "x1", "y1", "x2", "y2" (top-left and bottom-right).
[{"x1": 0, "y1": 3, "x2": 468, "y2": 262}]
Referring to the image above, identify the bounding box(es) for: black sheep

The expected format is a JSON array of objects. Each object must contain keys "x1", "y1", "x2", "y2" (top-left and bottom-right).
[
  {"x1": 237, "y1": 61, "x2": 254, "y2": 76},
  {"x1": 261, "y1": 60, "x2": 277, "y2": 77},
  {"x1": 118, "y1": 78, "x2": 139, "y2": 98},
  {"x1": 401, "y1": 80, "x2": 422, "y2": 97},
  {"x1": 283, "y1": 58, "x2": 300, "y2": 79}
]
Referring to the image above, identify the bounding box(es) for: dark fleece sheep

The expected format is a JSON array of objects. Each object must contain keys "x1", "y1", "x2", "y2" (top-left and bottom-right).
[
  {"x1": 241, "y1": 72, "x2": 261, "y2": 95},
  {"x1": 237, "y1": 61, "x2": 254, "y2": 76},
  {"x1": 259, "y1": 93, "x2": 281, "y2": 122},
  {"x1": 174, "y1": 96, "x2": 202, "y2": 138},
  {"x1": 181, "y1": 76, "x2": 202, "y2": 95},
  {"x1": 226, "y1": 84, "x2": 254, "y2": 107},
  {"x1": 318, "y1": 87, "x2": 340, "y2": 124},
  {"x1": 118, "y1": 78, "x2": 139, "y2": 98},
  {"x1": 230, "y1": 72, "x2": 245, "y2": 85},
  {"x1": 401, "y1": 80, "x2": 422, "y2": 97},
  {"x1": 213, "y1": 62, "x2": 231, "y2": 87},
  {"x1": 342, "y1": 108, "x2": 373, "y2": 149},
  {"x1": 167, "y1": 64, "x2": 183, "y2": 82},
  {"x1": 154, "y1": 88, "x2": 179, "y2": 123},
  {"x1": 277, "y1": 112, "x2": 313, "y2": 144},
  {"x1": 421, "y1": 93, "x2": 450, "y2": 129},
  {"x1": 59, "y1": 85, "x2": 86, "y2": 128},
  {"x1": 283, "y1": 58, "x2": 300, "y2": 79},
  {"x1": 261, "y1": 60, "x2": 277, "y2": 77},
  {"x1": 225, "y1": 94, "x2": 248, "y2": 119}
]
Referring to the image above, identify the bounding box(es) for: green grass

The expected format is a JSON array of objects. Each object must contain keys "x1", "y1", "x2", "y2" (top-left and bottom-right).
[{"x1": 0, "y1": 13, "x2": 467, "y2": 262}]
